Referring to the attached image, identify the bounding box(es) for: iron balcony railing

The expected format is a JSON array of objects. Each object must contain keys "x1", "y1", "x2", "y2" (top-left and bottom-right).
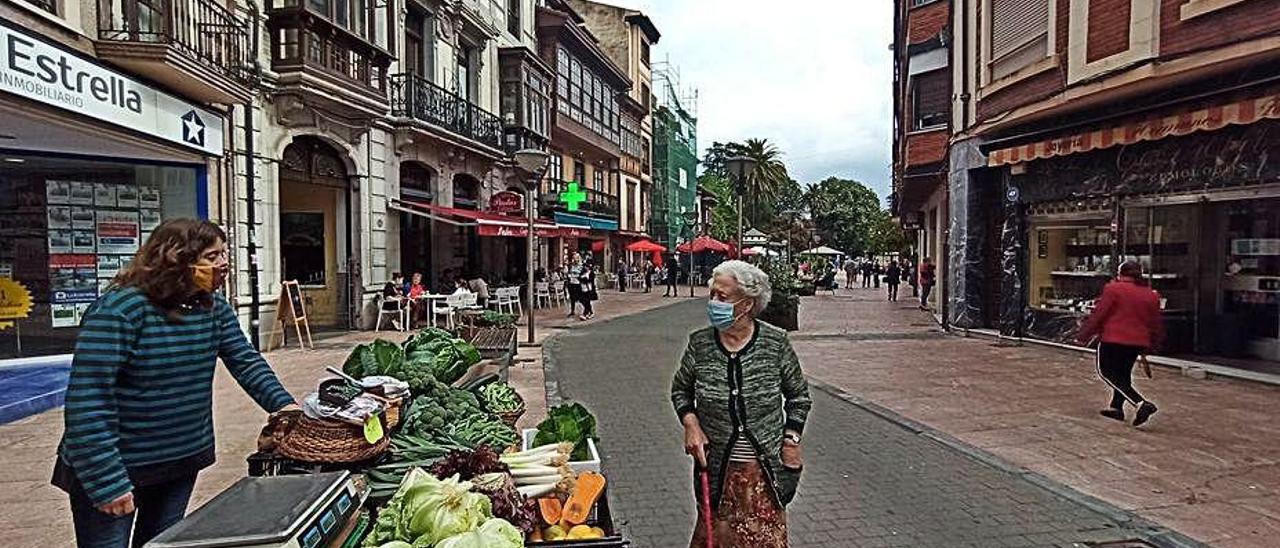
[
  {"x1": 98, "y1": 0, "x2": 252, "y2": 87},
  {"x1": 390, "y1": 73, "x2": 504, "y2": 149},
  {"x1": 540, "y1": 179, "x2": 620, "y2": 220}
]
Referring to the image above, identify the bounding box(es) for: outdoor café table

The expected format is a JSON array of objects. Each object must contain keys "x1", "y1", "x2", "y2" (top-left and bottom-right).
[{"x1": 410, "y1": 294, "x2": 449, "y2": 327}]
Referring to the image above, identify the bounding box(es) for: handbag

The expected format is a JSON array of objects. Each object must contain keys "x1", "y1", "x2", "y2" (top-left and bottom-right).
[{"x1": 1138, "y1": 354, "x2": 1153, "y2": 379}]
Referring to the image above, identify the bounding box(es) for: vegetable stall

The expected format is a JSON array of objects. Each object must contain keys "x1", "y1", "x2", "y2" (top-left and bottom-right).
[{"x1": 146, "y1": 327, "x2": 627, "y2": 548}]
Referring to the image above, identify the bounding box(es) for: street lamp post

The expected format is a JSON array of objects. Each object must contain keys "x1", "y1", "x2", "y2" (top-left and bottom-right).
[
  {"x1": 514, "y1": 149, "x2": 550, "y2": 345},
  {"x1": 723, "y1": 156, "x2": 757, "y2": 252},
  {"x1": 681, "y1": 210, "x2": 700, "y2": 298}
]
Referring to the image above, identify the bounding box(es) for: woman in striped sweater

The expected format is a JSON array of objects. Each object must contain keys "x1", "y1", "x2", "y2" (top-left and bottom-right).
[{"x1": 53, "y1": 219, "x2": 298, "y2": 548}]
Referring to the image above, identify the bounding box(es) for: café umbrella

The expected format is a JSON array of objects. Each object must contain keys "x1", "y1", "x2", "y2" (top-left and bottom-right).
[
  {"x1": 626, "y1": 240, "x2": 667, "y2": 253},
  {"x1": 676, "y1": 235, "x2": 732, "y2": 254}
]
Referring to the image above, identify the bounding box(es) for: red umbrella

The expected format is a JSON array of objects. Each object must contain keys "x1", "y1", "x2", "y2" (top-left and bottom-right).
[
  {"x1": 676, "y1": 235, "x2": 731, "y2": 254},
  {"x1": 626, "y1": 239, "x2": 667, "y2": 253}
]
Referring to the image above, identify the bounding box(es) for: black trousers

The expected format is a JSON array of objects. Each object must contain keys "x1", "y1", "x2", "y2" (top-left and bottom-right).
[
  {"x1": 1097, "y1": 342, "x2": 1146, "y2": 409},
  {"x1": 887, "y1": 283, "x2": 898, "y2": 301}
]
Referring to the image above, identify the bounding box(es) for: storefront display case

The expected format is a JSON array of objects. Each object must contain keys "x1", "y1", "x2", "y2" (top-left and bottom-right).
[
  {"x1": 1026, "y1": 216, "x2": 1114, "y2": 341},
  {"x1": 1123, "y1": 205, "x2": 1197, "y2": 354}
]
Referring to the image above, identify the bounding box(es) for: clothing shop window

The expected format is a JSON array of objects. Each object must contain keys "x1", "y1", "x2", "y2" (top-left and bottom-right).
[{"x1": 988, "y1": 0, "x2": 1050, "y2": 81}]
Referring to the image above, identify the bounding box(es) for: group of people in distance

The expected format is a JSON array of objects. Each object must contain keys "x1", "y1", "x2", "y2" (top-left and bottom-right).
[
  {"x1": 841, "y1": 257, "x2": 936, "y2": 308},
  {"x1": 380, "y1": 270, "x2": 491, "y2": 329}
]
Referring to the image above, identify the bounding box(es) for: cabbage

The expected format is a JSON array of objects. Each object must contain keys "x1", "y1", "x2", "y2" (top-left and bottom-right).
[
  {"x1": 405, "y1": 474, "x2": 492, "y2": 546},
  {"x1": 434, "y1": 519, "x2": 522, "y2": 548},
  {"x1": 378, "y1": 543, "x2": 413, "y2": 548}
]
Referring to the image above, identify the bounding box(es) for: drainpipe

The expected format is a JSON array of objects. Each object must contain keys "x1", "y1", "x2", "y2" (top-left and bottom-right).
[{"x1": 244, "y1": 0, "x2": 263, "y2": 349}]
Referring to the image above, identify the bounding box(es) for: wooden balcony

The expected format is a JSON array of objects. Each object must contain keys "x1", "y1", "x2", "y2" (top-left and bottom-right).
[
  {"x1": 266, "y1": 5, "x2": 393, "y2": 118},
  {"x1": 539, "y1": 179, "x2": 619, "y2": 220},
  {"x1": 389, "y1": 73, "x2": 504, "y2": 153},
  {"x1": 96, "y1": 0, "x2": 253, "y2": 103}
]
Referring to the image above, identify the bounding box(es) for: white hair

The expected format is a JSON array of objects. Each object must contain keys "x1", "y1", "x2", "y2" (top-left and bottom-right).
[{"x1": 710, "y1": 260, "x2": 772, "y2": 316}]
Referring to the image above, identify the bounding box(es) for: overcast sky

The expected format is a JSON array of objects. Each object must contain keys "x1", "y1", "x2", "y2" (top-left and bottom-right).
[{"x1": 610, "y1": 0, "x2": 894, "y2": 200}]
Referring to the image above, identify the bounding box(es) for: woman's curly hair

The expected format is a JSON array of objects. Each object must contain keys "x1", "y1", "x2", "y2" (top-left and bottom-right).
[{"x1": 113, "y1": 219, "x2": 226, "y2": 320}]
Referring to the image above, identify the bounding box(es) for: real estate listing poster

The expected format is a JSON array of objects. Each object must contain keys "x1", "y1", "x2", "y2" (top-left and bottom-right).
[
  {"x1": 47, "y1": 205, "x2": 71, "y2": 230},
  {"x1": 51, "y1": 303, "x2": 77, "y2": 328},
  {"x1": 116, "y1": 185, "x2": 139, "y2": 208},
  {"x1": 48, "y1": 230, "x2": 72, "y2": 254},
  {"x1": 68, "y1": 182, "x2": 94, "y2": 206},
  {"x1": 96, "y1": 211, "x2": 140, "y2": 254},
  {"x1": 49, "y1": 254, "x2": 98, "y2": 309},
  {"x1": 46, "y1": 181, "x2": 70, "y2": 205},
  {"x1": 70, "y1": 207, "x2": 95, "y2": 229},
  {"x1": 94, "y1": 184, "x2": 116, "y2": 207}
]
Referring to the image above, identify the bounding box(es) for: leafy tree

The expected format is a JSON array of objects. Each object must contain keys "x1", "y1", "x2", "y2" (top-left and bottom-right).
[
  {"x1": 700, "y1": 139, "x2": 792, "y2": 234},
  {"x1": 696, "y1": 173, "x2": 740, "y2": 243},
  {"x1": 867, "y1": 209, "x2": 910, "y2": 255},
  {"x1": 803, "y1": 177, "x2": 883, "y2": 257}
]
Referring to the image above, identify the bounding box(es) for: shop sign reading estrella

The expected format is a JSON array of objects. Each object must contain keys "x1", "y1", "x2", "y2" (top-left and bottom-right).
[
  {"x1": 559, "y1": 182, "x2": 587, "y2": 212},
  {"x1": 0, "y1": 277, "x2": 34, "y2": 331}
]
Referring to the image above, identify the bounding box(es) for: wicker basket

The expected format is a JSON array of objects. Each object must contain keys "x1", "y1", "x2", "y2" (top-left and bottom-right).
[
  {"x1": 493, "y1": 395, "x2": 526, "y2": 430},
  {"x1": 275, "y1": 412, "x2": 391, "y2": 464}
]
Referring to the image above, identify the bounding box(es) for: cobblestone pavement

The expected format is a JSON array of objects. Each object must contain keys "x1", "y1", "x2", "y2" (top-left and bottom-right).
[
  {"x1": 799, "y1": 287, "x2": 1280, "y2": 547},
  {"x1": 546, "y1": 300, "x2": 1158, "y2": 548}
]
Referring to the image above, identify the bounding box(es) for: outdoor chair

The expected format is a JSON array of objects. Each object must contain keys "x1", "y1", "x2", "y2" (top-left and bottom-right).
[
  {"x1": 549, "y1": 280, "x2": 564, "y2": 308},
  {"x1": 490, "y1": 287, "x2": 517, "y2": 315},
  {"x1": 434, "y1": 293, "x2": 468, "y2": 330},
  {"x1": 535, "y1": 282, "x2": 552, "y2": 308},
  {"x1": 374, "y1": 295, "x2": 408, "y2": 332}
]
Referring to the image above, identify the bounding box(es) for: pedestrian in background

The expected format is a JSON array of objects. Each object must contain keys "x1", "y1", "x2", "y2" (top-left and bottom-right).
[
  {"x1": 616, "y1": 259, "x2": 628, "y2": 292},
  {"x1": 578, "y1": 260, "x2": 598, "y2": 320},
  {"x1": 54, "y1": 219, "x2": 298, "y2": 548},
  {"x1": 665, "y1": 259, "x2": 681, "y2": 297},
  {"x1": 383, "y1": 271, "x2": 406, "y2": 330},
  {"x1": 671, "y1": 260, "x2": 812, "y2": 548},
  {"x1": 566, "y1": 252, "x2": 584, "y2": 317},
  {"x1": 843, "y1": 260, "x2": 857, "y2": 290},
  {"x1": 1076, "y1": 260, "x2": 1164, "y2": 427},
  {"x1": 918, "y1": 257, "x2": 936, "y2": 310},
  {"x1": 873, "y1": 261, "x2": 882, "y2": 289},
  {"x1": 885, "y1": 261, "x2": 901, "y2": 302},
  {"x1": 905, "y1": 258, "x2": 918, "y2": 297},
  {"x1": 860, "y1": 260, "x2": 872, "y2": 288},
  {"x1": 644, "y1": 258, "x2": 655, "y2": 293}
]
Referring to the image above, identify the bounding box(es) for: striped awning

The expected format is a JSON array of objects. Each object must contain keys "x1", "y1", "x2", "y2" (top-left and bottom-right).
[{"x1": 987, "y1": 92, "x2": 1280, "y2": 167}]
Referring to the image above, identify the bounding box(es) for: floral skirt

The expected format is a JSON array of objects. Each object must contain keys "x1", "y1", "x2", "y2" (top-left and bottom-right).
[{"x1": 689, "y1": 460, "x2": 787, "y2": 548}]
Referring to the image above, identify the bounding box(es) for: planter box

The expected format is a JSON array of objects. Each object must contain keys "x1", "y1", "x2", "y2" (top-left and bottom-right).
[{"x1": 521, "y1": 429, "x2": 601, "y2": 474}]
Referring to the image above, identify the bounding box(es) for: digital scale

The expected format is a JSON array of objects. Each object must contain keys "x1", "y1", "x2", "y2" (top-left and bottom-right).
[{"x1": 146, "y1": 472, "x2": 367, "y2": 548}]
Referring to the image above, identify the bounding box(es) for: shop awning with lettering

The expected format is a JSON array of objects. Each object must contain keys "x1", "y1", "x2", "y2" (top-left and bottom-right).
[
  {"x1": 986, "y1": 92, "x2": 1280, "y2": 167},
  {"x1": 553, "y1": 211, "x2": 619, "y2": 232},
  {"x1": 390, "y1": 199, "x2": 560, "y2": 236}
]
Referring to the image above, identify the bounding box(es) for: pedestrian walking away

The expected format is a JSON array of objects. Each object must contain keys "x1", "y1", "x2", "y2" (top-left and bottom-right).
[
  {"x1": 884, "y1": 261, "x2": 901, "y2": 302},
  {"x1": 918, "y1": 257, "x2": 936, "y2": 310},
  {"x1": 616, "y1": 259, "x2": 628, "y2": 292},
  {"x1": 843, "y1": 260, "x2": 857, "y2": 291},
  {"x1": 53, "y1": 219, "x2": 298, "y2": 548},
  {"x1": 1076, "y1": 260, "x2": 1164, "y2": 427},
  {"x1": 644, "y1": 258, "x2": 655, "y2": 293},
  {"x1": 860, "y1": 261, "x2": 873, "y2": 288},
  {"x1": 873, "y1": 262, "x2": 882, "y2": 289},
  {"x1": 672, "y1": 260, "x2": 812, "y2": 548}
]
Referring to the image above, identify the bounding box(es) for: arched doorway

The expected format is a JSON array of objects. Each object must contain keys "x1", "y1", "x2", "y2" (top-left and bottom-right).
[
  {"x1": 278, "y1": 136, "x2": 358, "y2": 328},
  {"x1": 399, "y1": 162, "x2": 436, "y2": 285}
]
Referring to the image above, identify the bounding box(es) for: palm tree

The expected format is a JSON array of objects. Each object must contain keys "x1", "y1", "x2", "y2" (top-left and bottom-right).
[{"x1": 729, "y1": 138, "x2": 790, "y2": 230}]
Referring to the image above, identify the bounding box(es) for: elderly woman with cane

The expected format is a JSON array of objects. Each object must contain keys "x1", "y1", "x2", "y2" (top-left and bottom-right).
[{"x1": 671, "y1": 260, "x2": 812, "y2": 547}]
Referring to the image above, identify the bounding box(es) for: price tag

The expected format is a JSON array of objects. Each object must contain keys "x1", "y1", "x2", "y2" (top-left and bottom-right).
[{"x1": 363, "y1": 415, "x2": 384, "y2": 444}]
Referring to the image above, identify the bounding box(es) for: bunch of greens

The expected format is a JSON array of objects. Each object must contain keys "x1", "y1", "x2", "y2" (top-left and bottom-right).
[
  {"x1": 532, "y1": 402, "x2": 598, "y2": 462},
  {"x1": 364, "y1": 468, "x2": 518, "y2": 548},
  {"x1": 477, "y1": 311, "x2": 516, "y2": 328},
  {"x1": 469, "y1": 473, "x2": 539, "y2": 536},
  {"x1": 400, "y1": 379, "x2": 485, "y2": 440},
  {"x1": 343, "y1": 340, "x2": 405, "y2": 379},
  {"x1": 426, "y1": 446, "x2": 507, "y2": 480},
  {"x1": 403, "y1": 328, "x2": 483, "y2": 386},
  {"x1": 366, "y1": 435, "x2": 468, "y2": 500},
  {"x1": 446, "y1": 414, "x2": 517, "y2": 450},
  {"x1": 477, "y1": 382, "x2": 522, "y2": 414}
]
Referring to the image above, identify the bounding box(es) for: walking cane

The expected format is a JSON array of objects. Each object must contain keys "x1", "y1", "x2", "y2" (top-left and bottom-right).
[{"x1": 698, "y1": 466, "x2": 715, "y2": 548}]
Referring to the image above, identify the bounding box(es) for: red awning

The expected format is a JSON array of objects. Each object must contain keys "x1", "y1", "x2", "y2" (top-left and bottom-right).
[
  {"x1": 626, "y1": 240, "x2": 667, "y2": 252},
  {"x1": 676, "y1": 235, "x2": 732, "y2": 254},
  {"x1": 987, "y1": 92, "x2": 1280, "y2": 166}
]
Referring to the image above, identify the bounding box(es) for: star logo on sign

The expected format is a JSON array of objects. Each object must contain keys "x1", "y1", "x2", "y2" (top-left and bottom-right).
[{"x1": 181, "y1": 110, "x2": 205, "y2": 147}]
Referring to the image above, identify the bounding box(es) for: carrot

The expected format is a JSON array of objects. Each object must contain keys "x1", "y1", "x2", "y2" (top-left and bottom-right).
[
  {"x1": 538, "y1": 497, "x2": 563, "y2": 525},
  {"x1": 561, "y1": 472, "x2": 606, "y2": 525}
]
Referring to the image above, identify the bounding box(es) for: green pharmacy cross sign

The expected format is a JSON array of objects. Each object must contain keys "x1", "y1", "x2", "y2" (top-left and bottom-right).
[{"x1": 559, "y1": 181, "x2": 588, "y2": 212}]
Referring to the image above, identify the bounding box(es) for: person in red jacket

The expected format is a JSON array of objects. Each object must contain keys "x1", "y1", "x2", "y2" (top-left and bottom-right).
[{"x1": 1076, "y1": 260, "x2": 1165, "y2": 426}]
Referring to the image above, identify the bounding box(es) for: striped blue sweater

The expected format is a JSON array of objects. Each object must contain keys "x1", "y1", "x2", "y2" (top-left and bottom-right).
[{"x1": 59, "y1": 287, "x2": 293, "y2": 506}]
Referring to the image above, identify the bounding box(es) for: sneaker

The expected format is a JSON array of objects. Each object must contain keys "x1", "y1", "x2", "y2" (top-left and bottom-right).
[
  {"x1": 1099, "y1": 408, "x2": 1125, "y2": 422},
  {"x1": 1133, "y1": 401, "x2": 1158, "y2": 426}
]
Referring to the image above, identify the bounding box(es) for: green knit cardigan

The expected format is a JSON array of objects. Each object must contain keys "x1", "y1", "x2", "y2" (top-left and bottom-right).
[{"x1": 670, "y1": 320, "x2": 812, "y2": 509}]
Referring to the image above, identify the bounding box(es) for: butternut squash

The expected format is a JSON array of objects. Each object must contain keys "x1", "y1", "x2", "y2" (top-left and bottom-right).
[
  {"x1": 561, "y1": 472, "x2": 606, "y2": 525},
  {"x1": 538, "y1": 497, "x2": 563, "y2": 526}
]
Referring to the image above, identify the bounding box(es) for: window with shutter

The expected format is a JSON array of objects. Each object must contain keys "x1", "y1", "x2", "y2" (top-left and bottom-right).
[
  {"x1": 988, "y1": 0, "x2": 1050, "y2": 80},
  {"x1": 911, "y1": 69, "x2": 950, "y2": 130}
]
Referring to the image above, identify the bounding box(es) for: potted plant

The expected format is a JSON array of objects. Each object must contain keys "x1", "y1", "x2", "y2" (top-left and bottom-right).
[{"x1": 759, "y1": 260, "x2": 801, "y2": 331}]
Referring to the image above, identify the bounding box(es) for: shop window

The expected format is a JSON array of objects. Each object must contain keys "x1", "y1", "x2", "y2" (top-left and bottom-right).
[
  {"x1": 1028, "y1": 219, "x2": 1114, "y2": 313},
  {"x1": 281, "y1": 212, "x2": 327, "y2": 286},
  {"x1": 0, "y1": 155, "x2": 201, "y2": 359},
  {"x1": 1220, "y1": 199, "x2": 1280, "y2": 358}
]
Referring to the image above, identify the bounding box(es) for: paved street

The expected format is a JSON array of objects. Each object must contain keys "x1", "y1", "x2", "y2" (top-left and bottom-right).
[{"x1": 545, "y1": 299, "x2": 1157, "y2": 547}]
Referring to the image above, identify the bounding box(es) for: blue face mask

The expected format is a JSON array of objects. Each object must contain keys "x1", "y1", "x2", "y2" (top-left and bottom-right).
[{"x1": 707, "y1": 299, "x2": 746, "y2": 330}]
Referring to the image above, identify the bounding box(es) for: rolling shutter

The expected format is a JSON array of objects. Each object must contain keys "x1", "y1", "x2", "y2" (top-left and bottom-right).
[{"x1": 990, "y1": 0, "x2": 1050, "y2": 59}]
